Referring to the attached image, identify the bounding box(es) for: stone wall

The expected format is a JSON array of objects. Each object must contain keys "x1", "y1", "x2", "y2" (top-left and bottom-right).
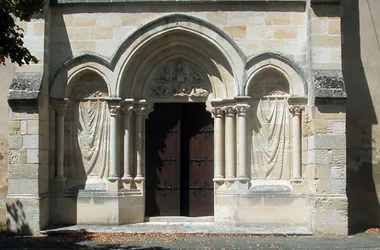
[
  {"x1": 49, "y1": 2, "x2": 309, "y2": 76},
  {"x1": 0, "y1": 0, "x2": 352, "y2": 235}
]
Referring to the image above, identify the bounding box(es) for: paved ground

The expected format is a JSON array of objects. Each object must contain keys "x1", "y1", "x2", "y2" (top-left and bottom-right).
[{"x1": 0, "y1": 223, "x2": 379, "y2": 249}]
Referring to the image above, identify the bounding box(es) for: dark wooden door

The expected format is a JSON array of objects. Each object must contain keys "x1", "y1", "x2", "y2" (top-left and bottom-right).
[{"x1": 145, "y1": 103, "x2": 213, "y2": 217}]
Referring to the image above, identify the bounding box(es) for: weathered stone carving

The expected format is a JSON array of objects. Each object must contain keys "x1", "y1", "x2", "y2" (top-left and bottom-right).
[
  {"x1": 211, "y1": 107, "x2": 224, "y2": 118},
  {"x1": 224, "y1": 106, "x2": 236, "y2": 117},
  {"x1": 235, "y1": 104, "x2": 250, "y2": 117},
  {"x1": 150, "y1": 60, "x2": 209, "y2": 98},
  {"x1": 65, "y1": 100, "x2": 110, "y2": 179},
  {"x1": 313, "y1": 70, "x2": 346, "y2": 98},
  {"x1": 289, "y1": 105, "x2": 305, "y2": 116}
]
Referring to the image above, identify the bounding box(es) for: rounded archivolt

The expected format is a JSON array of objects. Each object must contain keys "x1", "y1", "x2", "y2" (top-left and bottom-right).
[
  {"x1": 50, "y1": 60, "x2": 112, "y2": 99},
  {"x1": 115, "y1": 14, "x2": 246, "y2": 99}
]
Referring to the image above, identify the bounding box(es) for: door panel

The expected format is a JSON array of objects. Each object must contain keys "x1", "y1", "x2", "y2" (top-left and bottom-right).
[
  {"x1": 183, "y1": 104, "x2": 214, "y2": 216},
  {"x1": 146, "y1": 104, "x2": 182, "y2": 216},
  {"x1": 146, "y1": 103, "x2": 214, "y2": 217}
]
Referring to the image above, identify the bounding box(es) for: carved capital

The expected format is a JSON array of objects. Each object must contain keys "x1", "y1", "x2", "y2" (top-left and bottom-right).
[
  {"x1": 224, "y1": 106, "x2": 236, "y2": 117},
  {"x1": 289, "y1": 105, "x2": 305, "y2": 116},
  {"x1": 235, "y1": 104, "x2": 250, "y2": 117},
  {"x1": 211, "y1": 107, "x2": 224, "y2": 118},
  {"x1": 52, "y1": 100, "x2": 69, "y2": 116},
  {"x1": 135, "y1": 103, "x2": 154, "y2": 119},
  {"x1": 122, "y1": 104, "x2": 134, "y2": 116},
  {"x1": 108, "y1": 103, "x2": 121, "y2": 116}
]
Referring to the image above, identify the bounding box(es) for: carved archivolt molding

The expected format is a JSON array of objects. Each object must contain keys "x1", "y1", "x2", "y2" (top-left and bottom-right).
[{"x1": 149, "y1": 60, "x2": 210, "y2": 99}]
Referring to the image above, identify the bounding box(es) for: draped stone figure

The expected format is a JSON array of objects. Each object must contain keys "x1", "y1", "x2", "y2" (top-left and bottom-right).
[
  {"x1": 251, "y1": 98, "x2": 291, "y2": 180},
  {"x1": 249, "y1": 69, "x2": 291, "y2": 180},
  {"x1": 64, "y1": 74, "x2": 110, "y2": 180}
]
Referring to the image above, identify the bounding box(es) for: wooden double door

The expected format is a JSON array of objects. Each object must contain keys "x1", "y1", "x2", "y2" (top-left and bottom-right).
[{"x1": 146, "y1": 103, "x2": 214, "y2": 217}]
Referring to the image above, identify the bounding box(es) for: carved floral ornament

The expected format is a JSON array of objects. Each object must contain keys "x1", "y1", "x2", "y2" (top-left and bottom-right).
[
  {"x1": 211, "y1": 105, "x2": 250, "y2": 118},
  {"x1": 289, "y1": 105, "x2": 305, "y2": 116},
  {"x1": 149, "y1": 60, "x2": 210, "y2": 98}
]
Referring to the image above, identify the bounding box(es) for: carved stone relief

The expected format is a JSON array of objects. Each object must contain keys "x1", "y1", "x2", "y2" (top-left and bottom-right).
[
  {"x1": 65, "y1": 75, "x2": 110, "y2": 181},
  {"x1": 249, "y1": 69, "x2": 291, "y2": 180},
  {"x1": 149, "y1": 60, "x2": 210, "y2": 98}
]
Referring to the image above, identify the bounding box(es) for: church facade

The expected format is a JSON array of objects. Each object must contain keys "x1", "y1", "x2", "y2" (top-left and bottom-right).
[{"x1": 6, "y1": 0, "x2": 347, "y2": 236}]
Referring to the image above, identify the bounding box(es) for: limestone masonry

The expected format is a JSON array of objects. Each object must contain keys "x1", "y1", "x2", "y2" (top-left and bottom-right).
[{"x1": 2, "y1": 0, "x2": 353, "y2": 236}]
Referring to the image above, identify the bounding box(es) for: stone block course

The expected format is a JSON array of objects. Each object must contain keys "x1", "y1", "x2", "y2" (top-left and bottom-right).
[
  {"x1": 8, "y1": 121, "x2": 21, "y2": 135},
  {"x1": 27, "y1": 149, "x2": 39, "y2": 164},
  {"x1": 8, "y1": 135, "x2": 22, "y2": 149},
  {"x1": 206, "y1": 12, "x2": 227, "y2": 25},
  {"x1": 8, "y1": 164, "x2": 39, "y2": 179},
  {"x1": 223, "y1": 26, "x2": 246, "y2": 39},
  {"x1": 308, "y1": 134, "x2": 346, "y2": 150},
  {"x1": 91, "y1": 28, "x2": 113, "y2": 40},
  {"x1": 23, "y1": 135, "x2": 39, "y2": 149}
]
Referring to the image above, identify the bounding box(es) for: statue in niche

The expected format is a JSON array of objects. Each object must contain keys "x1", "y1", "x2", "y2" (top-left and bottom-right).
[
  {"x1": 65, "y1": 75, "x2": 110, "y2": 181},
  {"x1": 150, "y1": 60, "x2": 209, "y2": 98},
  {"x1": 250, "y1": 69, "x2": 291, "y2": 180}
]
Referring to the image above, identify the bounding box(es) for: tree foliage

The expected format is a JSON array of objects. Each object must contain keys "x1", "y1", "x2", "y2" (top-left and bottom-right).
[{"x1": 0, "y1": 0, "x2": 45, "y2": 66}]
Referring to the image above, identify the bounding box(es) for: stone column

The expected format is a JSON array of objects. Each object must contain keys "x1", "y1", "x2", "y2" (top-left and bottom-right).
[
  {"x1": 289, "y1": 105, "x2": 304, "y2": 182},
  {"x1": 236, "y1": 104, "x2": 250, "y2": 180},
  {"x1": 107, "y1": 100, "x2": 121, "y2": 181},
  {"x1": 54, "y1": 100, "x2": 69, "y2": 182},
  {"x1": 224, "y1": 106, "x2": 236, "y2": 180},
  {"x1": 134, "y1": 102, "x2": 153, "y2": 181},
  {"x1": 211, "y1": 107, "x2": 225, "y2": 180},
  {"x1": 122, "y1": 101, "x2": 134, "y2": 181}
]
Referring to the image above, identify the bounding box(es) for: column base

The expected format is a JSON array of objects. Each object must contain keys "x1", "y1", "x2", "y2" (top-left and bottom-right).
[
  {"x1": 291, "y1": 178, "x2": 303, "y2": 184},
  {"x1": 107, "y1": 179, "x2": 121, "y2": 191},
  {"x1": 122, "y1": 176, "x2": 133, "y2": 181},
  {"x1": 107, "y1": 176, "x2": 120, "y2": 181},
  {"x1": 134, "y1": 176, "x2": 145, "y2": 182}
]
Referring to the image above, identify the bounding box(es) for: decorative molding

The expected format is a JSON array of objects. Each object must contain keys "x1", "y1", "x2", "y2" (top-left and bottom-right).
[{"x1": 149, "y1": 60, "x2": 209, "y2": 98}]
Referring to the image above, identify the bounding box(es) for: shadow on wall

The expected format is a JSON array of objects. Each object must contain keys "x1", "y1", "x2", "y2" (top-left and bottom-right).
[
  {"x1": 5, "y1": 200, "x2": 32, "y2": 235},
  {"x1": 342, "y1": 0, "x2": 380, "y2": 233}
]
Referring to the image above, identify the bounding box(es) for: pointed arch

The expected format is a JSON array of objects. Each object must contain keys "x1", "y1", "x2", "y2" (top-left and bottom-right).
[
  {"x1": 245, "y1": 52, "x2": 307, "y2": 97},
  {"x1": 50, "y1": 54, "x2": 112, "y2": 99}
]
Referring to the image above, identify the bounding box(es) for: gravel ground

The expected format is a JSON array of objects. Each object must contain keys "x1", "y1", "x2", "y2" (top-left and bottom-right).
[{"x1": 0, "y1": 231, "x2": 380, "y2": 249}]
